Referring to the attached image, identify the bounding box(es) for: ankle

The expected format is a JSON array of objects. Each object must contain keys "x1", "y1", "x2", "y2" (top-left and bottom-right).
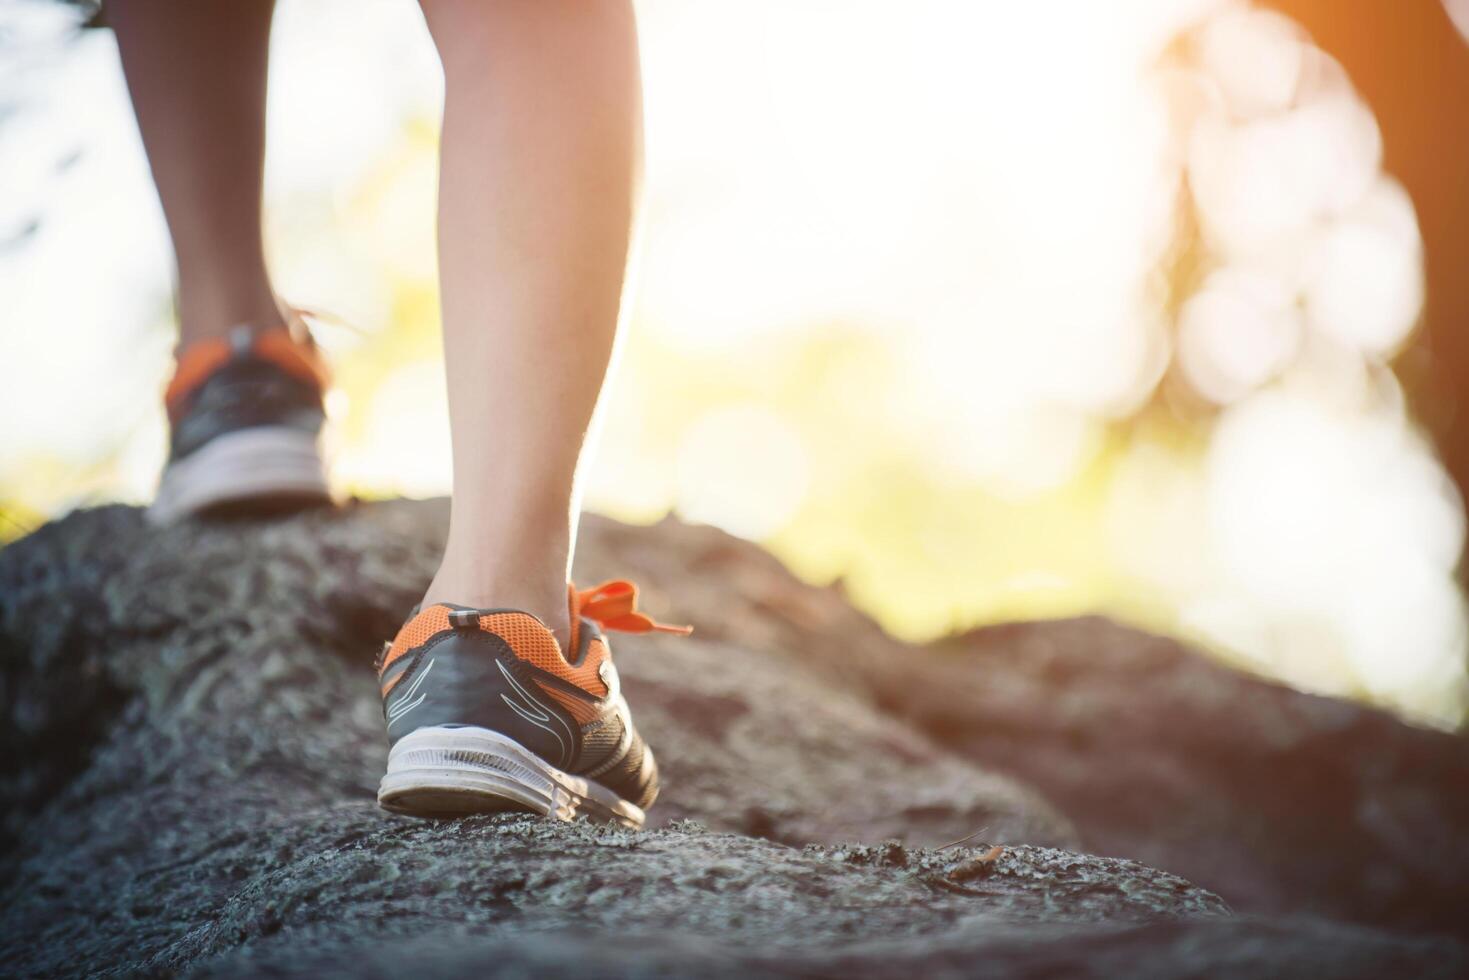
[
  {"x1": 175, "y1": 287, "x2": 285, "y2": 351},
  {"x1": 422, "y1": 559, "x2": 572, "y2": 645}
]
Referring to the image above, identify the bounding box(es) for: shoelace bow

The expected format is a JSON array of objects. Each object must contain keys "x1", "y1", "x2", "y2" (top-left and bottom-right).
[
  {"x1": 572, "y1": 580, "x2": 693, "y2": 637},
  {"x1": 290, "y1": 304, "x2": 365, "y2": 338}
]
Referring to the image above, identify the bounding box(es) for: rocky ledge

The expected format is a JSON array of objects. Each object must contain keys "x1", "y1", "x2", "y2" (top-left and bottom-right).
[{"x1": 1, "y1": 500, "x2": 1464, "y2": 976}]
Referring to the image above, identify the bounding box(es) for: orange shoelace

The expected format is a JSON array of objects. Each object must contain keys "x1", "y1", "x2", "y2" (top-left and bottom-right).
[{"x1": 570, "y1": 579, "x2": 692, "y2": 654}]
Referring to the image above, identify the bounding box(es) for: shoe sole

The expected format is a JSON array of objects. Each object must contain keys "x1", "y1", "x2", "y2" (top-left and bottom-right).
[
  {"x1": 148, "y1": 426, "x2": 331, "y2": 525},
  {"x1": 378, "y1": 725, "x2": 647, "y2": 829}
]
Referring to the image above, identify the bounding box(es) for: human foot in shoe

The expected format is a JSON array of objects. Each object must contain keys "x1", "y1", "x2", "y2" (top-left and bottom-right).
[
  {"x1": 376, "y1": 580, "x2": 689, "y2": 827},
  {"x1": 149, "y1": 321, "x2": 331, "y2": 523}
]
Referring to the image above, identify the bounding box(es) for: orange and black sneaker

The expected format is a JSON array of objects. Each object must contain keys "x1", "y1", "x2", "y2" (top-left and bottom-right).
[
  {"x1": 376, "y1": 580, "x2": 690, "y2": 828},
  {"x1": 149, "y1": 319, "x2": 331, "y2": 524}
]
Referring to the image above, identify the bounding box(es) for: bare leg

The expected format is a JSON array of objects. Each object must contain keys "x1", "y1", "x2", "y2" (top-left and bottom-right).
[
  {"x1": 111, "y1": 0, "x2": 284, "y2": 350},
  {"x1": 419, "y1": 0, "x2": 643, "y2": 641}
]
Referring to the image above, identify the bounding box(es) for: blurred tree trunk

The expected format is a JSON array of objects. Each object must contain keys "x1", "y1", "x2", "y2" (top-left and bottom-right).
[{"x1": 1267, "y1": 0, "x2": 1469, "y2": 521}]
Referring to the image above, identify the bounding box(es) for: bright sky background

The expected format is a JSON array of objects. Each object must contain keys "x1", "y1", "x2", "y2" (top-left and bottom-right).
[{"x1": 2, "y1": 0, "x2": 1464, "y2": 727}]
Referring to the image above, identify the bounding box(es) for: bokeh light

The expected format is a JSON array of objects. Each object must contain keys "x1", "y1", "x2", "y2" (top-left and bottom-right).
[{"x1": 2, "y1": 0, "x2": 1464, "y2": 727}]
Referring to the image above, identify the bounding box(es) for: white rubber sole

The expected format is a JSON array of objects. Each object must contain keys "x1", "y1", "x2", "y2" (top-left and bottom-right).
[
  {"x1": 378, "y1": 725, "x2": 646, "y2": 828},
  {"x1": 148, "y1": 426, "x2": 330, "y2": 525}
]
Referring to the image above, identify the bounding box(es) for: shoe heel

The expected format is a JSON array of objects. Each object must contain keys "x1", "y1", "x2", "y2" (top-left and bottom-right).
[
  {"x1": 149, "y1": 426, "x2": 329, "y2": 524},
  {"x1": 377, "y1": 725, "x2": 645, "y2": 828}
]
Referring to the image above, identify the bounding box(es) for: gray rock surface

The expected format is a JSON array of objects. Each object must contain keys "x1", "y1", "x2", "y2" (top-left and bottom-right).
[
  {"x1": 853, "y1": 618, "x2": 1469, "y2": 938},
  {"x1": 1, "y1": 499, "x2": 1464, "y2": 977}
]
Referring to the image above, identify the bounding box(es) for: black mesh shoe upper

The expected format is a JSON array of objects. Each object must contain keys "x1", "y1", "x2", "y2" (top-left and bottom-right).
[
  {"x1": 378, "y1": 610, "x2": 661, "y2": 811},
  {"x1": 167, "y1": 326, "x2": 326, "y2": 464}
]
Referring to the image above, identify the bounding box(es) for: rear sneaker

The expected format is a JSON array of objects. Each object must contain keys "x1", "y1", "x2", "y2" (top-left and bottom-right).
[
  {"x1": 149, "y1": 320, "x2": 332, "y2": 524},
  {"x1": 376, "y1": 580, "x2": 690, "y2": 828}
]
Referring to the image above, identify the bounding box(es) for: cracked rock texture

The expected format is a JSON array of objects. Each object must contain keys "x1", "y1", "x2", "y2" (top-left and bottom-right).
[{"x1": 1, "y1": 499, "x2": 1465, "y2": 977}]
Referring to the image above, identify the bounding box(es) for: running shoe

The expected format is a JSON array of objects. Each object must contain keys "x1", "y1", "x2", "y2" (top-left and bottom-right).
[
  {"x1": 149, "y1": 320, "x2": 331, "y2": 524},
  {"x1": 377, "y1": 580, "x2": 690, "y2": 827}
]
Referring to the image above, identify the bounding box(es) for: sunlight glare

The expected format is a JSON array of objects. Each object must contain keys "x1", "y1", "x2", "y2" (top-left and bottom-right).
[
  {"x1": 1302, "y1": 178, "x2": 1424, "y2": 355},
  {"x1": 334, "y1": 360, "x2": 451, "y2": 499},
  {"x1": 1206, "y1": 390, "x2": 1466, "y2": 712},
  {"x1": 1189, "y1": 66, "x2": 1380, "y2": 257},
  {"x1": 1196, "y1": 6, "x2": 1306, "y2": 117},
  {"x1": 1178, "y1": 265, "x2": 1302, "y2": 403},
  {"x1": 675, "y1": 403, "x2": 809, "y2": 540}
]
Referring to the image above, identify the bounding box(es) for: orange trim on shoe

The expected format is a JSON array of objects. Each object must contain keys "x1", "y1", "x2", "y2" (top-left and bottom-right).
[
  {"x1": 381, "y1": 580, "x2": 691, "y2": 701},
  {"x1": 164, "y1": 324, "x2": 329, "y2": 419}
]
